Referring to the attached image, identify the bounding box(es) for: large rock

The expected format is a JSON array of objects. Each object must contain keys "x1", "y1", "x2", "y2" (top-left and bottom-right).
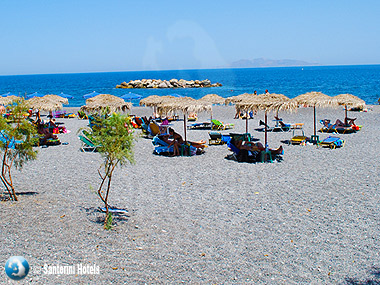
[{"x1": 116, "y1": 78, "x2": 222, "y2": 88}]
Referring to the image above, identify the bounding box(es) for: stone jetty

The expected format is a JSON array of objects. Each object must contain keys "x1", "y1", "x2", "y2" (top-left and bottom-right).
[{"x1": 116, "y1": 79, "x2": 222, "y2": 89}]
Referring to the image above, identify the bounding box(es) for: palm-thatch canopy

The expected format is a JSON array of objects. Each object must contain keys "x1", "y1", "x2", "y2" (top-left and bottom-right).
[
  {"x1": 257, "y1": 93, "x2": 290, "y2": 101},
  {"x1": 81, "y1": 94, "x2": 132, "y2": 113},
  {"x1": 293, "y1": 92, "x2": 337, "y2": 140},
  {"x1": 43, "y1": 94, "x2": 69, "y2": 105},
  {"x1": 333, "y1": 93, "x2": 366, "y2": 109},
  {"x1": 26, "y1": 96, "x2": 64, "y2": 111},
  {"x1": 157, "y1": 97, "x2": 212, "y2": 116},
  {"x1": 235, "y1": 95, "x2": 297, "y2": 114},
  {"x1": 0, "y1": 95, "x2": 21, "y2": 106},
  {"x1": 139, "y1": 95, "x2": 177, "y2": 107},
  {"x1": 225, "y1": 93, "x2": 255, "y2": 105},
  {"x1": 139, "y1": 95, "x2": 162, "y2": 107},
  {"x1": 198, "y1": 94, "x2": 225, "y2": 105},
  {"x1": 293, "y1": 91, "x2": 336, "y2": 107},
  {"x1": 157, "y1": 97, "x2": 212, "y2": 142}
]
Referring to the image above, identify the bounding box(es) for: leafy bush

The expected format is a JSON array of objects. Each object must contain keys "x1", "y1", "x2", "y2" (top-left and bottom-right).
[
  {"x1": 0, "y1": 100, "x2": 38, "y2": 201},
  {"x1": 81, "y1": 112, "x2": 135, "y2": 229}
]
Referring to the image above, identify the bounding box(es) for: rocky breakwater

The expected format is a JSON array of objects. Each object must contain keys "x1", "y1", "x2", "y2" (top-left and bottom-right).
[{"x1": 116, "y1": 79, "x2": 222, "y2": 89}]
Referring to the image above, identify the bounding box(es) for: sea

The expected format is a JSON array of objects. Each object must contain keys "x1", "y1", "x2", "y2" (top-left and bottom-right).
[{"x1": 0, "y1": 65, "x2": 379, "y2": 107}]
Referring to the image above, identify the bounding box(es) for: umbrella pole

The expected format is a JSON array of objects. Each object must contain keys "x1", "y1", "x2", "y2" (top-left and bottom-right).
[
  {"x1": 264, "y1": 111, "x2": 268, "y2": 149},
  {"x1": 245, "y1": 111, "x2": 248, "y2": 134},
  {"x1": 184, "y1": 114, "x2": 187, "y2": 142},
  {"x1": 310, "y1": 105, "x2": 319, "y2": 145},
  {"x1": 345, "y1": 105, "x2": 347, "y2": 123},
  {"x1": 313, "y1": 105, "x2": 316, "y2": 137}
]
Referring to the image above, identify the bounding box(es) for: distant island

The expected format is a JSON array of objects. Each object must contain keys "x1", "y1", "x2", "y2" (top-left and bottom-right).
[
  {"x1": 116, "y1": 79, "x2": 222, "y2": 89},
  {"x1": 229, "y1": 58, "x2": 318, "y2": 68}
]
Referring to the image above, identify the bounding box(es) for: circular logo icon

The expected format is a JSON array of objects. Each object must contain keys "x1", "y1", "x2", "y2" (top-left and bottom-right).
[{"x1": 5, "y1": 256, "x2": 30, "y2": 280}]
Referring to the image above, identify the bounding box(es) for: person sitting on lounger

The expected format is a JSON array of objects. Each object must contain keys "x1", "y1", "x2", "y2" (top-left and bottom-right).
[
  {"x1": 168, "y1": 127, "x2": 207, "y2": 149},
  {"x1": 274, "y1": 116, "x2": 291, "y2": 129},
  {"x1": 322, "y1": 119, "x2": 346, "y2": 129},
  {"x1": 35, "y1": 115, "x2": 58, "y2": 145},
  {"x1": 344, "y1": 117, "x2": 357, "y2": 126},
  {"x1": 232, "y1": 138, "x2": 284, "y2": 156},
  {"x1": 47, "y1": 115, "x2": 58, "y2": 133},
  {"x1": 160, "y1": 133, "x2": 180, "y2": 156}
]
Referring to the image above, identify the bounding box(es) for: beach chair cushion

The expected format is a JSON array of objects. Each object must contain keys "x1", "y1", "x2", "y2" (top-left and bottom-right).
[
  {"x1": 149, "y1": 122, "x2": 160, "y2": 136},
  {"x1": 318, "y1": 136, "x2": 345, "y2": 149},
  {"x1": 290, "y1": 135, "x2": 308, "y2": 145},
  {"x1": 211, "y1": 119, "x2": 234, "y2": 130}
]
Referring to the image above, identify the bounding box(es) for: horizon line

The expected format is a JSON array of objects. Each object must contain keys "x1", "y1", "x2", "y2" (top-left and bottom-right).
[{"x1": 1, "y1": 63, "x2": 380, "y2": 77}]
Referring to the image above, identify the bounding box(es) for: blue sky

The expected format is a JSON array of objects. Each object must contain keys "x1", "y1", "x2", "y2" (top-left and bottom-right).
[{"x1": 1, "y1": 0, "x2": 379, "y2": 75}]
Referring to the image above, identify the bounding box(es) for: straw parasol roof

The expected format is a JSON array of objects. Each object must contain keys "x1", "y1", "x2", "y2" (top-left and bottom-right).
[
  {"x1": 198, "y1": 94, "x2": 225, "y2": 105},
  {"x1": 157, "y1": 97, "x2": 212, "y2": 116},
  {"x1": 333, "y1": 93, "x2": 366, "y2": 109},
  {"x1": 81, "y1": 94, "x2": 131, "y2": 113},
  {"x1": 293, "y1": 91, "x2": 335, "y2": 107},
  {"x1": 26, "y1": 96, "x2": 64, "y2": 111},
  {"x1": 43, "y1": 94, "x2": 69, "y2": 105},
  {"x1": 293, "y1": 92, "x2": 337, "y2": 141},
  {"x1": 139, "y1": 95, "x2": 177, "y2": 107},
  {"x1": 225, "y1": 93, "x2": 255, "y2": 105},
  {"x1": 0, "y1": 95, "x2": 21, "y2": 106},
  {"x1": 333, "y1": 93, "x2": 366, "y2": 120},
  {"x1": 257, "y1": 93, "x2": 290, "y2": 101},
  {"x1": 139, "y1": 95, "x2": 162, "y2": 107}
]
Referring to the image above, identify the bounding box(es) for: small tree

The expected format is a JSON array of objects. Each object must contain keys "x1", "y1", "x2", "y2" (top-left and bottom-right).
[
  {"x1": 0, "y1": 100, "x2": 38, "y2": 201},
  {"x1": 83, "y1": 112, "x2": 135, "y2": 229}
]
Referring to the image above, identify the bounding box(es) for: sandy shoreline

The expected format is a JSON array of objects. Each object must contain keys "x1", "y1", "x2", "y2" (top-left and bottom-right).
[{"x1": 1, "y1": 104, "x2": 380, "y2": 283}]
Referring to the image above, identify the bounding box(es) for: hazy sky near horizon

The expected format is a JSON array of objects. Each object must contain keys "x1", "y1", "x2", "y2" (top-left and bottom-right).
[{"x1": 1, "y1": 0, "x2": 379, "y2": 75}]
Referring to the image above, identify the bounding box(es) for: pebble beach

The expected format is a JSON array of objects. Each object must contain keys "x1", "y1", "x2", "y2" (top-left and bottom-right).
[{"x1": 1, "y1": 104, "x2": 380, "y2": 284}]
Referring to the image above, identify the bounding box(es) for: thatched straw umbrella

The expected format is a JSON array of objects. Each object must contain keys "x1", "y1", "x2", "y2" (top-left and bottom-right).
[
  {"x1": 236, "y1": 96, "x2": 297, "y2": 148},
  {"x1": 43, "y1": 94, "x2": 69, "y2": 105},
  {"x1": 139, "y1": 95, "x2": 177, "y2": 116},
  {"x1": 198, "y1": 94, "x2": 225, "y2": 124},
  {"x1": 333, "y1": 93, "x2": 366, "y2": 121},
  {"x1": 81, "y1": 94, "x2": 132, "y2": 114},
  {"x1": 293, "y1": 92, "x2": 337, "y2": 143},
  {"x1": 26, "y1": 96, "x2": 64, "y2": 112},
  {"x1": 225, "y1": 93, "x2": 257, "y2": 133},
  {"x1": 225, "y1": 93, "x2": 255, "y2": 105},
  {"x1": 256, "y1": 93, "x2": 292, "y2": 129},
  {"x1": 157, "y1": 97, "x2": 212, "y2": 142},
  {"x1": 198, "y1": 94, "x2": 225, "y2": 105},
  {"x1": 0, "y1": 95, "x2": 21, "y2": 106}
]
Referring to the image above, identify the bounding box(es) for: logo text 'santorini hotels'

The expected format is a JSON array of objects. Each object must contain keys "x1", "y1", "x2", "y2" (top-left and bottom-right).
[{"x1": 42, "y1": 263, "x2": 100, "y2": 275}]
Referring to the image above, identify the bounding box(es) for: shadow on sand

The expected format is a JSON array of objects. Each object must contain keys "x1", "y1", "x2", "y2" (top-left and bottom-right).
[{"x1": 345, "y1": 266, "x2": 380, "y2": 284}]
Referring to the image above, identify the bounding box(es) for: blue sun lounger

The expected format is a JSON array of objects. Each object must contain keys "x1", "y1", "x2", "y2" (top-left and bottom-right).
[{"x1": 318, "y1": 136, "x2": 345, "y2": 149}]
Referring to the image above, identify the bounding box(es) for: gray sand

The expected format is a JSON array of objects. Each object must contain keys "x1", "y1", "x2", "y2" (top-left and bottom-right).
[{"x1": 1, "y1": 105, "x2": 380, "y2": 284}]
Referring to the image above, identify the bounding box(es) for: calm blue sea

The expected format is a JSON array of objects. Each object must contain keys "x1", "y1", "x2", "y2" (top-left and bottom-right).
[{"x1": 0, "y1": 65, "x2": 379, "y2": 107}]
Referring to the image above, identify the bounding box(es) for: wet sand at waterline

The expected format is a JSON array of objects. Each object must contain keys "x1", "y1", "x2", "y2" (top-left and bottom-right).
[{"x1": 1, "y1": 105, "x2": 380, "y2": 283}]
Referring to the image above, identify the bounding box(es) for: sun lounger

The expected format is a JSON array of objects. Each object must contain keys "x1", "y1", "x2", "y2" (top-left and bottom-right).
[
  {"x1": 0, "y1": 131, "x2": 24, "y2": 149},
  {"x1": 211, "y1": 119, "x2": 234, "y2": 130},
  {"x1": 225, "y1": 136, "x2": 261, "y2": 162},
  {"x1": 152, "y1": 136, "x2": 174, "y2": 155},
  {"x1": 258, "y1": 120, "x2": 291, "y2": 132},
  {"x1": 208, "y1": 132, "x2": 230, "y2": 145},
  {"x1": 319, "y1": 120, "x2": 361, "y2": 134},
  {"x1": 318, "y1": 136, "x2": 345, "y2": 149},
  {"x1": 187, "y1": 122, "x2": 212, "y2": 130},
  {"x1": 289, "y1": 129, "x2": 309, "y2": 145},
  {"x1": 78, "y1": 132, "x2": 100, "y2": 152}
]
